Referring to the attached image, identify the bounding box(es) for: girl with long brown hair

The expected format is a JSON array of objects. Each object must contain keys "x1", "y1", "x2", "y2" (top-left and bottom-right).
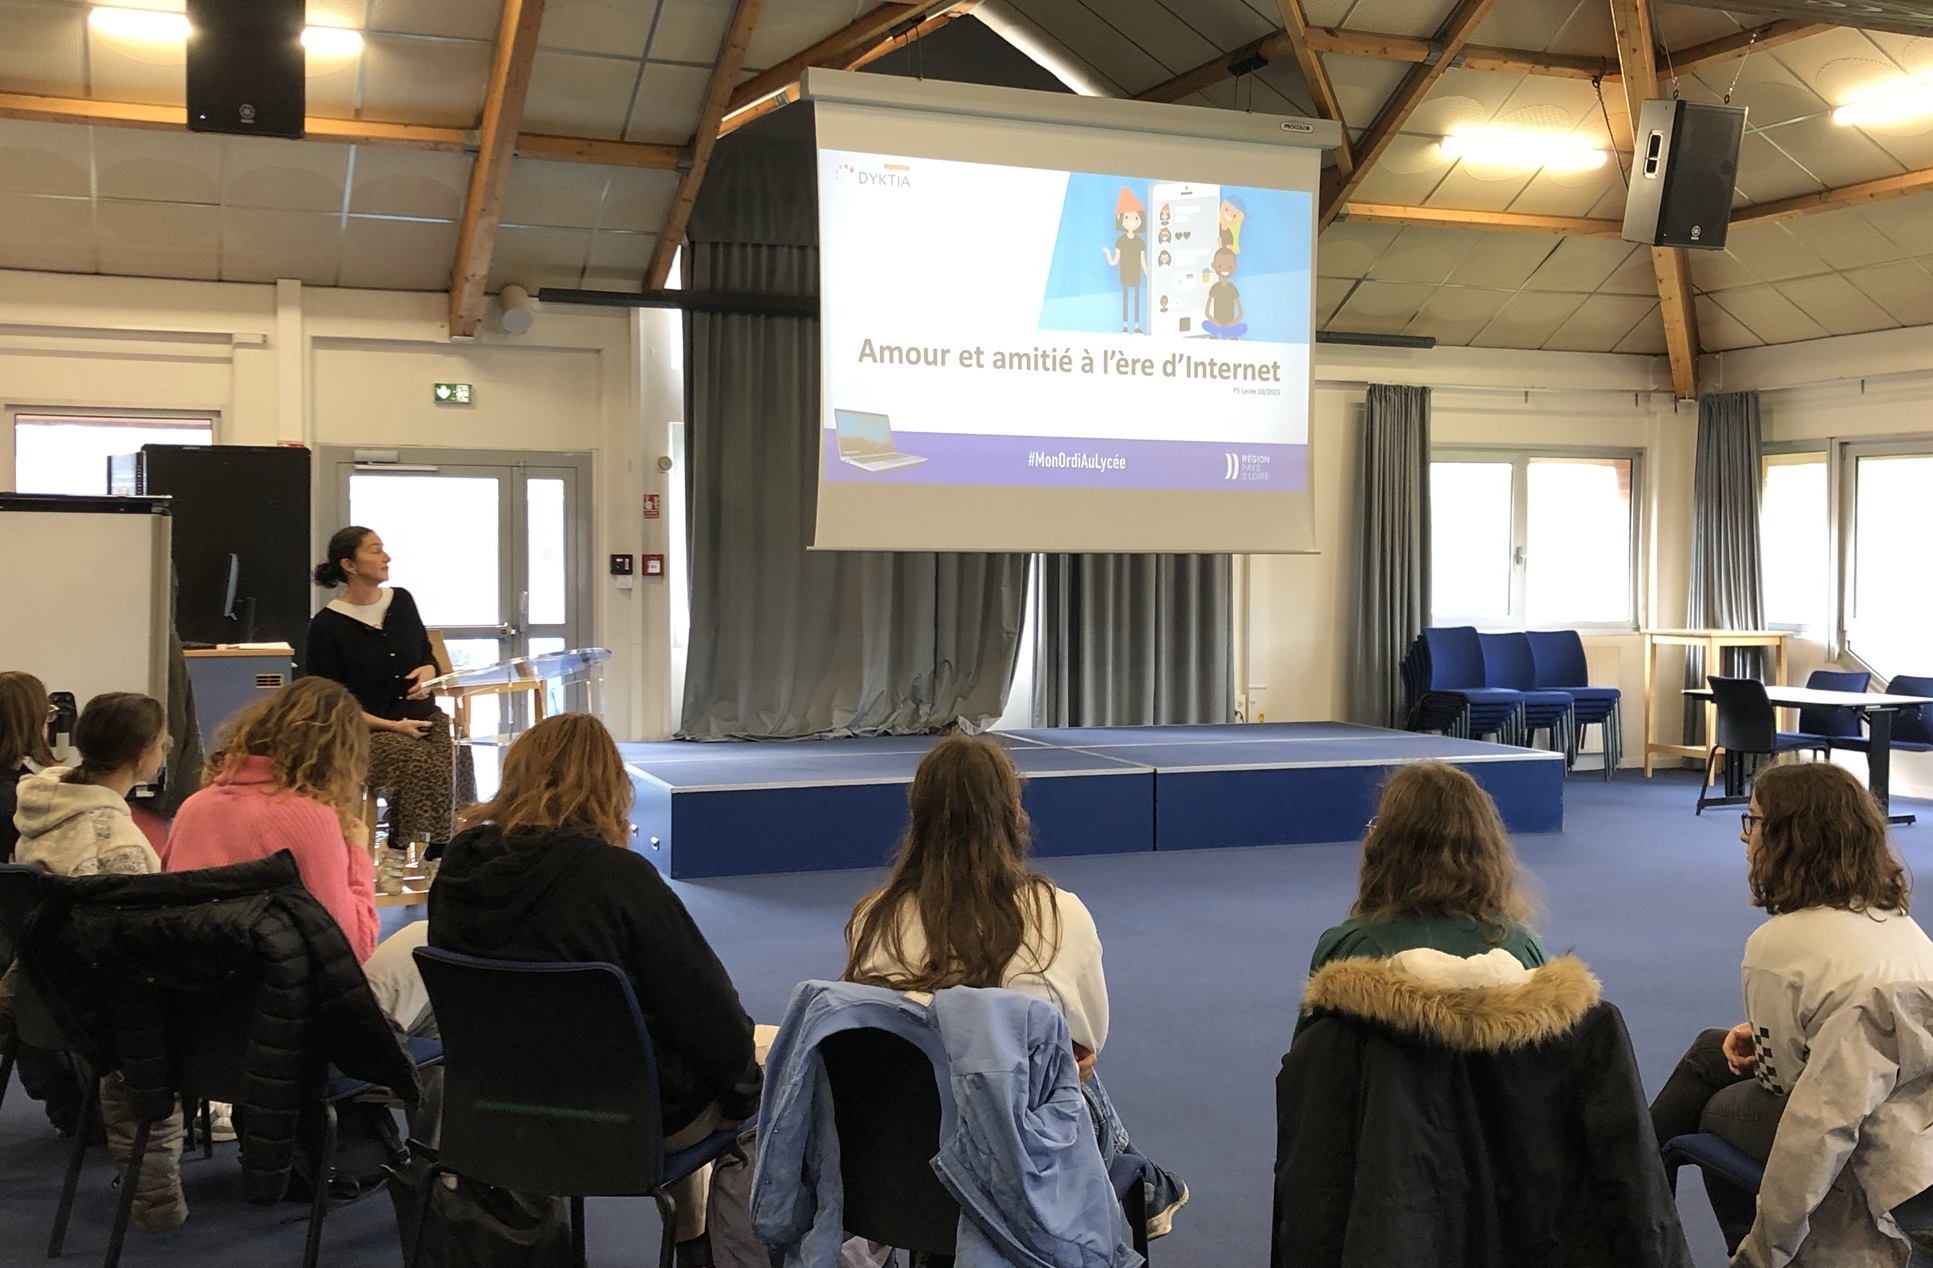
[
  {"x1": 845, "y1": 734, "x2": 1189, "y2": 1237},
  {"x1": 0, "y1": 670, "x2": 56, "y2": 863},
  {"x1": 430, "y1": 713, "x2": 759, "y2": 1261},
  {"x1": 1310, "y1": 761, "x2": 1546, "y2": 970},
  {"x1": 1650, "y1": 759, "x2": 1933, "y2": 1252}
]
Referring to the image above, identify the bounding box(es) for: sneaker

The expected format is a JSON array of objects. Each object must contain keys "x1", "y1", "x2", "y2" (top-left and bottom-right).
[
  {"x1": 1147, "y1": 1180, "x2": 1189, "y2": 1239},
  {"x1": 376, "y1": 844, "x2": 407, "y2": 896}
]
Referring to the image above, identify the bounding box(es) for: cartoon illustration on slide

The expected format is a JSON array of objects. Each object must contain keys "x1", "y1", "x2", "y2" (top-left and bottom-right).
[
  {"x1": 1158, "y1": 249, "x2": 1172, "y2": 266},
  {"x1": 1219, "y1": 194, "x2": 1246, "y2": 254},
  {"x1": 1159, "y1": 295, "x2": 1169, "y2": 313},
  {"x1": 832, "y1": 409, "x2": 926, "y2": 472},
  {"x1": 1101, "y1": 187, "x2": 1147, "y2": 333},
  {"x1": 1202, "y1": 247, "x2": 1246, "y2": 340}
]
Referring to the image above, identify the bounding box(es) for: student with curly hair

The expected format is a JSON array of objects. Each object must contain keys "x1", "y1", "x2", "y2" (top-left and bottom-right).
[{"x1": 1650, "y1": 760, "x2": 1933, "y2": 1252}]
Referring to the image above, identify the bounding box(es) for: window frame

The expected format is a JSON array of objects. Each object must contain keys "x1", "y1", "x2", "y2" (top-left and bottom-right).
[
  {"x1": 6, "y1": 405, "x2": 223, "y2": 493},
  {"x1": 1429, "y1": 444, "x2": 1644, "y2": 634},
  {"x1": 1835, "y1": 434, "x2": 1933, "y2": 679},
  {"x1": 1758, "y1": 442, "x2": 1828, "y2": 635}
]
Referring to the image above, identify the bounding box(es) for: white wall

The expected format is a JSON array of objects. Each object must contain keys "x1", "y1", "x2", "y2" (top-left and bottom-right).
[
  {"x1": 0, "y1": 268, "x2": 675, "y2": 740},
  {"x1": 1242, "y1": 342, "x2": 1692, "y2": 765}
]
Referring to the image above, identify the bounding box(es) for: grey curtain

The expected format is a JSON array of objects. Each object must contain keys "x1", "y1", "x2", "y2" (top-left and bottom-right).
[
  {"x1": 1031, "y1": 554, "x2": 1233, "y2": 727},
  {"x1": 1348, "y1": 384, "x2": 1432, "y2": 728},
  {"x1": 1683, "y1": 390, "x2": 1767, "y2": 745},
  {"x1": 677, "y1": 110, "x2": 1028, "y2": 739}
]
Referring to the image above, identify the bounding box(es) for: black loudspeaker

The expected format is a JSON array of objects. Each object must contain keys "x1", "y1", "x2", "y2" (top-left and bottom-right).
[
  {"x1": 185, "y1": 0, "x2": 305, "y2": 139},
  {"x1": 1621, "y1": 99, "x2": 1747, "y2": 251},
  {"x1": 109, "y1": 445, "x2": 313, "y2": 668}
]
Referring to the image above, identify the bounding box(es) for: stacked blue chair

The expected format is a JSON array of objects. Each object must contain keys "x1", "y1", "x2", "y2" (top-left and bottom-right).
[
  {"x1": 1834, "y1": 674, "x2": 1933, "y2": 759},
  {"x1": 1479, "y1": 633, "x2": 1576, "y2": 757},
  {"x1": 1776, "y1": 669, "x2": 1870, "y2": 758},
  {"x1": 1404, "y1": 627, "x2": 1526, "y2": 743},
  {"x1": 1526, "y1": 630, "x2": 1623, "y2": 780}
]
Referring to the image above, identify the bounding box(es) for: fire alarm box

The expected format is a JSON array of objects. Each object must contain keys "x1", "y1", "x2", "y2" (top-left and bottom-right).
[{"x1": 642, "y1": 554, "x2": 665, "y2": 577}]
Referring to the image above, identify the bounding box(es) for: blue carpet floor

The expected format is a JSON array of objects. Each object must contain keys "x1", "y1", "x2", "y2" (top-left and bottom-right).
[{"x1": 5, "y1": 768, "x2": 1930, "y2": 1268}]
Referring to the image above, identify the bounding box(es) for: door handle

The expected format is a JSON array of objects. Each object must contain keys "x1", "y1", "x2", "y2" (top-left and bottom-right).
[{"x1": 496, "y1": 624, "x2": 520, "y2": 637}]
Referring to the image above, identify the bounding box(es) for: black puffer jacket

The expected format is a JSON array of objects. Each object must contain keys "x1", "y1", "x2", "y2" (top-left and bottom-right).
[
  {"x1": 1273, "y1": 954, "x2": 1691, "y2": 1268},
  {"x1": 19, "y1": 852, "x2": 417, "y2": 1202}
]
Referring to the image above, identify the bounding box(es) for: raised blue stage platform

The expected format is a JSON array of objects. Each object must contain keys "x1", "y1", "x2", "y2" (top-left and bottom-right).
[{"x1": 621, "y1": 722, "x2": 1565, "y2": 879}]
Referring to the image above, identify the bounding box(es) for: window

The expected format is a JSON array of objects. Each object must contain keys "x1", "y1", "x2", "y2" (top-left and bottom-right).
[
  {"x1": 1430, "y1": 449, "x2": 1638, "y2": 628},
  {"x1": 1843, "y1": 443, "x2": 1933, "y2": 678},
  {"x1": 1760, "y1": 451, "x2": 1828, "y2": 631},
  {"x1": 13, "y1": 414, "x2": 214, "y2": 495}
]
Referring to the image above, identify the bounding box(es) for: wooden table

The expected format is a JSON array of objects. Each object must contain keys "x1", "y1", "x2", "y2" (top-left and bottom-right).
[
  {"x1": 1684, "y1": 684, "x2": 1932, "y2": 824},
  {"x1": 1642, "y1": 628, "x2": 1790, "y2": 775}
]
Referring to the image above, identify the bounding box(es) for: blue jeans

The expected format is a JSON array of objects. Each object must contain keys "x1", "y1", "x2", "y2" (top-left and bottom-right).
[{"x1": 1081, "y1": 1072, "x2": 1186, "y2": 1214}]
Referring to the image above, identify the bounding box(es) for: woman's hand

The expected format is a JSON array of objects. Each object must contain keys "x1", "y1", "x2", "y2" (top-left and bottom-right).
[
  {"x1": 384, "y1": 717, "x2": 432, "y2": 739},
  {"x1": 1073, "y1": 1041, "x2": 1097, "y2": 1084},
  {"x1": 1723, "y1": 1021, "x2": 1757, "y2": 1075},
  {"x1": 405, "y1": 664, "x2": 438, "y2": 701},
  {"x1": 345, "y1": 815, "x2": 370, "y2": 852}
]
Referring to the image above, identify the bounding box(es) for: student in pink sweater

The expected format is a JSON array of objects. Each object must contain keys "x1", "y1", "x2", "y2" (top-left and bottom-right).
[{"x1": 166, "y1": 679, "x2": 430, "y2": 1033}]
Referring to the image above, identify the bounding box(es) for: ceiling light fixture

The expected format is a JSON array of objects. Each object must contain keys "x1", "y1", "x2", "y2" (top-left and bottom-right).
[
  {"x1": 86, "y1": 5, "x2": 363, "y2": 55},
  {"x1": 87, "y1": 6, "x2": 190, "y2": 42},
  {"x1": 1832, "y1": 76, "x2": 1933, "y2": 128},
  {"x1": 1438, "y1": 129, "x2": 1609, "y2": 172}
]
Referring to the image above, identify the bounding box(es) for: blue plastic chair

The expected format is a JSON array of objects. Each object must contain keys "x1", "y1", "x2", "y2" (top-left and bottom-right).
[
  {"x1": 1526, "y1": 630, "x2": 1623, "y2": 780},
  {"x1": 1479, "y1": 633, "x2": 1575, "y2": 757},
  {"x1": 1777, "y1": 669, "x2": 1870, "y2": 757},
  {"x1": 411, "y1": 948, "x2": 750, "y2": 1268},
  {"x1": 1833, "y1": 674, "x2": 1933, "y2": 757},
  {"x1": 1406, "y1": 627, "x2": 1526, "y2": 743}
]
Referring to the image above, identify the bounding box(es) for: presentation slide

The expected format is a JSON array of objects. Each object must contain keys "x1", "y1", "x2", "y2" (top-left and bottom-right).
[{"x1": 819, "y1": 150, "x2": 1313, "y2": 498}]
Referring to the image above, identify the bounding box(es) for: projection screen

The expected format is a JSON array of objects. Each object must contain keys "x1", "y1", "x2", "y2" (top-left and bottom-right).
[{"x1": 804, "y1": 70, "x2": 1337, "y2": 554}]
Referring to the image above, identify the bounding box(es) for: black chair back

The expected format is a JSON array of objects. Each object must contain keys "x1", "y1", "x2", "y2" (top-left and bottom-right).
[
  {"x1": 1799, "y1": 670, "x2": 1870, "y2": 738},
  {"x1": 820, "y1": 1027, "x2": 957, "y2": 1256},
  {"x1": 0, "y1": 863, "x2": 38, "y2": 970},
  {"x1": 1708, "y1": 677, "x2": 1777, "y2": 754},
  {"x1": 1890, "y1": 676, "x2": 1933, "y2": 746},
  {"x1": 413, "y1": 948, "x2": 665, "y2": 1197}
]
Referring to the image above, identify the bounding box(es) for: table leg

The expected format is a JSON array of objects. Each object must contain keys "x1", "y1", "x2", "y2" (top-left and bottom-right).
[
  {"x1": 1643, "y1": 636, "x2": 1657, "y2": 777},
  {"x1": 1867, "y1": 707, "x2": 1914, "y2": 826},
  {"x1": 1703, "y1": 638, "x2": 1719, "y2": 753},
  {"x1": 1725, "y1": 749, "x2": 1747, "y2": 799}
]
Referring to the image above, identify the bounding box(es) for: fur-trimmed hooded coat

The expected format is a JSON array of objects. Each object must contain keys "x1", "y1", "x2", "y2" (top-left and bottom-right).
[{"x1": 1272, "y1": 953, "x2": 1691, "y2": 1268}]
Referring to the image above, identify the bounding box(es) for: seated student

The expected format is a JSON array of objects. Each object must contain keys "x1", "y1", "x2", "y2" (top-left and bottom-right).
[
  {"x1": 0, "y1": 670, "x2": 56, "y2": 864},
  {"x1": 1650, "y1": 760, "x2": 1933, "y2": 1253},
  {"x1": 429, "y1": 713, "x2": 760, "y2": 1267},
  {"x1": 1310, "y1": 760, "x2": 1546, "y2": 971},
  {"x1": 845, "y1": 734, "x2": 1189, "y2": 1237},
  {"x1": 6, "y1": 692, "x2": 185, "y2": 1232},
  {"x1": 165, "y1": 677, "x2": 431, "y2": 1035}
]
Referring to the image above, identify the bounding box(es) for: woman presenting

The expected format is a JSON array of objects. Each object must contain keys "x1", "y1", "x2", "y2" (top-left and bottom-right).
[{"x1": 306, "y1": 525, "x2": 471, "y2": 889}]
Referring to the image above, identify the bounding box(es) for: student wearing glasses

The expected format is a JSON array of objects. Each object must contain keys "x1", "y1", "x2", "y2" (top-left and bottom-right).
[{"x1": 1649, "y1": 760, "x2": 1933, "y2": 1253}]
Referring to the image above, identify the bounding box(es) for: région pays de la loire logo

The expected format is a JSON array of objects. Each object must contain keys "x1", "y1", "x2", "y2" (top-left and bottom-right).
[{"x1": 833, "y1": 160, "x2": 912, "y2": 189}]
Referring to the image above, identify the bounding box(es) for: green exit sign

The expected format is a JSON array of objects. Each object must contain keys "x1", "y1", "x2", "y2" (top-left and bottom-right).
[{"x1": 433, "y1": 382, "x2": 473, "y2": 404}]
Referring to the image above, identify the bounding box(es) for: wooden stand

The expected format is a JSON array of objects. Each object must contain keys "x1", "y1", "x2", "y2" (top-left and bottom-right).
[{"x1": 1641, "y1": 628, "x2": 1790, "y2": 775}]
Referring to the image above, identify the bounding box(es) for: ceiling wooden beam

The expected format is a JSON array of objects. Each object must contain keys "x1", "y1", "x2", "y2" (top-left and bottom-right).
[
  {"x1": 1321, "y1": 0, "x2": 1503, "y2": 229},
  {"x1": 1340, "y1": 203, "x2": 1623, "y2": 237},
  {"x1": 723, "y1": 1, "x2": 954, "y2": 121},
  {"x1": 846, "y1": 4, "x2": 977, "y2": 71},
  {"x1": 0, "y1": 90, "x2": 682, "y2": 169},
  {"x1": 1610, "y1": 0, "x2": 1697, "y2": 399},
  {"x1": 448, "y1": 0, "x2": 548, "y2": 339},
  {"x1": 645, "y1": 0, "x2": 764, "y2": 291},
  {"x1": 1666, "y1": 19, "x2": 1830, "y2": 79},
  {"x1": 1733, "y1": 165, "x2": 1933, "y2": 225},
  {"x1": 1273, "y1": 0, "x2": 1353, "y2": 176}
]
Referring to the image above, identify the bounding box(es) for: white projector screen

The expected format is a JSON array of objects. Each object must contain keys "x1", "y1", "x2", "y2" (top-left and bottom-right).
[{"x1": 805, "y1": 71, "x2": 1334, "y2": 554}]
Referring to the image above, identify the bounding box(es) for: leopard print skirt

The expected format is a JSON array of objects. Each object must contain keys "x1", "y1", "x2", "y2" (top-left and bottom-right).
[{"x1": 368, "y1": 711, "x2": 477, "y2": 845}]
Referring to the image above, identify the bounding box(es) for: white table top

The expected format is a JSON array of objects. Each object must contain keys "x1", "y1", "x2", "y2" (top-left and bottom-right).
[{"x1": 1684, "y1": 685, "x2": 1933, "y2": 708}]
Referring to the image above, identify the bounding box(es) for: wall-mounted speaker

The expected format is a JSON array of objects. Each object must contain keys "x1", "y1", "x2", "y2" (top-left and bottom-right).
[
  {"x1": 1621, "y1": 99, "x2": 1747, "y2": 251},
  {"x1": 185, "y1": 0, "x2": 305, "y2": 139}
]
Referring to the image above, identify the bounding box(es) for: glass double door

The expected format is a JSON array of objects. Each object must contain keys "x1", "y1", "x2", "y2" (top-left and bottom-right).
[{"x1": 324, "y1": 449, "x2": 591, "y2": 727}]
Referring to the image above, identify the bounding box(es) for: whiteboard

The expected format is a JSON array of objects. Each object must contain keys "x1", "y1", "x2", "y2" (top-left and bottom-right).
[{"x1": 0, "y1": 496, "x2": 172, "y2": 709}]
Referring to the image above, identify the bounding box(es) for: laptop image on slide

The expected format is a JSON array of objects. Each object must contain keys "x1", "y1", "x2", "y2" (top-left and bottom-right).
[{"x1": 833, "y1": 410, "x2": 927, "y2": 472}]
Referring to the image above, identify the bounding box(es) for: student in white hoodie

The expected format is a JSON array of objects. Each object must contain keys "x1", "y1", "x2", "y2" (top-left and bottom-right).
[{"x1": 8, "y1": 691, "x2": 187, "y2": 1232}]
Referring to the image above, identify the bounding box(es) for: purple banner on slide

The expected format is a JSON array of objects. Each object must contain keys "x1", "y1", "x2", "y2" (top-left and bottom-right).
[{"x1": 823, "y1": 431, "x2": 1307, "y2": 492}]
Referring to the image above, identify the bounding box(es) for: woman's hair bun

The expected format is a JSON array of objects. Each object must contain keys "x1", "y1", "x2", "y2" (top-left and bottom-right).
[
  {"x1": 312, "y1": 559, "x2": 346, "y2": 587},
  {"x1": 314, "y1": 526, "x2": 373, "y2": 589}
]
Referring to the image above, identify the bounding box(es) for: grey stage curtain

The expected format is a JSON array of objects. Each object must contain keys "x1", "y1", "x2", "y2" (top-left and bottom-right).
[
  {"x1": 1682, "y1": 390, "x2": 1767, "y2": 746},
  {"x1": 1032, "y1": 554, "x2": 1233, "y2": 727},
  {"x1": 1348, "y1": 384, "x2": 1432, "y2": 728},
  {"x1": 676, "y1": 110, "x2": 1028, "y2": 739}
]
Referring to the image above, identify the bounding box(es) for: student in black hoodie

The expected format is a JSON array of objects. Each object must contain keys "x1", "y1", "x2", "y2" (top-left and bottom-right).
[{"x1": 428, "y1": 713, "x2": 759, "y2": 1265}]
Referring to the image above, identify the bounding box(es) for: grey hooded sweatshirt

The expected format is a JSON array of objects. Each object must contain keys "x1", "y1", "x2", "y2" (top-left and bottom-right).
[{"x1": 12, "y1": 768, "x2": 160, "y2": 877}]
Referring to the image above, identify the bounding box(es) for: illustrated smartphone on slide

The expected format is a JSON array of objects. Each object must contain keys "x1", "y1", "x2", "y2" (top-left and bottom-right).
[
  {"x1": 1150, "y1": 181, "x2": 1219, "y2": 338},
  {"x1": 833, "y1": 409, "x2": 927, "y2": 472}
]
